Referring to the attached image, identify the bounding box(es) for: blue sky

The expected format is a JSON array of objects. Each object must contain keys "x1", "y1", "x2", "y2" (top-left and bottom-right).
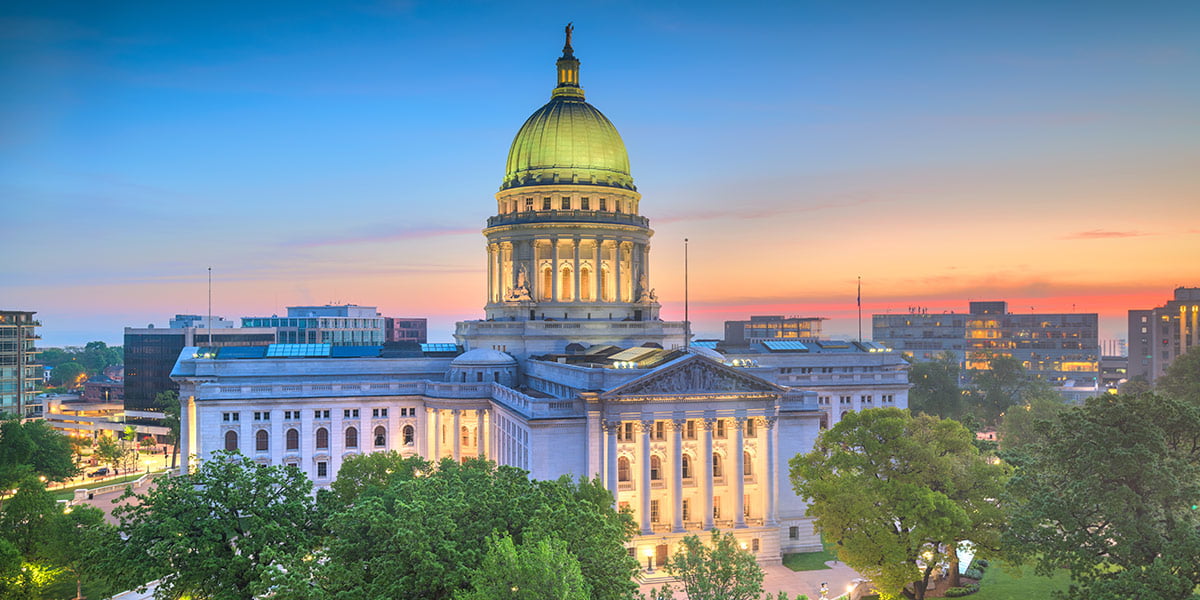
[{"x1": 3, "y1": 1, "x2": 1198, "y2": 347}]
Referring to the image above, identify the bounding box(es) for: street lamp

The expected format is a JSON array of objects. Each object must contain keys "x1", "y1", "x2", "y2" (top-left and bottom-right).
[{"x1": 643, "y1": 547, "x2": 654, "y2": 573}]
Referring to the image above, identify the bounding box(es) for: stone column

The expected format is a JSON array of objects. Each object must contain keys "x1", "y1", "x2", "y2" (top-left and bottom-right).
[
  {"x1": 551, "y1": 238, "x2": 560, "y2": 302},
  {"x1": 672, "y1": 419, "x2": 685, "y2": 532},
  {"x1": 702, "y1": 417, "x2": 715, "y2": 530},
  {"x1": 615, "y1": 241, "x2": 623, "y2": 303},
  {"x1": 643, "y1": 243, "x2": 650, "y2": 297},
  {"x1": 605, "y1": 420, "x2": 619, "y2": 504},
  {"x1": 529, "y1": 240, "x2": 540, "y2": 302},
  {"x1": 486, "y1": 244, "x2": 495, "y2": 303},
  {"x1": 453, "y1": 410, "x2": 462, "y2": 463},
  {"x1": 572, "y1": 238, "x2": 581, "y2": 302},
  {"x1": 476, "y1": 410, "x2": 485, "y2": 458},
  {"x1": 593, "y1": 238, "x2": 603, "y2": 302},
  {"x1": 765, "y1": 416, "x2": 777, "y2": 525},
  {"x1": 640, "y1": 419, "x2": 653, "y2": 534},
  {"x1": 482, "y1": 409, "x2": 491, "y2": 459},
  {"x1": 734, "y1": 417, "x2": 746, "y2": 528},
  {"x1": 429, "y1": 408, "x2": 440, "y2": 460}
]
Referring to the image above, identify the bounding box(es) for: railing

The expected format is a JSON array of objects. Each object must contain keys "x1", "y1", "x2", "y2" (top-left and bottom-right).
[{"x1": 486, "y1": 210, "x2": 650, "y2": 228}]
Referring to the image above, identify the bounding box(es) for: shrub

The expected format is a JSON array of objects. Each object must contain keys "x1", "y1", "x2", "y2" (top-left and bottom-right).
[
  {"x1": 975, "y1": 558, "x2": 990, "y2": 569},
  {"x1": 963, "y1": 567, "x2": 984, "y2": 580},
  {"x1": 945, "y1": 583, "x2": 981, "y2": 597}
]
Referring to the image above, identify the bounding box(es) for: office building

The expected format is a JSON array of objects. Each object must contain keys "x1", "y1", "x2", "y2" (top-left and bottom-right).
[
  {"x1": 242, "y1": 304, "x2": 385, "y2": 345},
  {"x1": 723, "y1": 316, "x2": 825, "y2": 346},
  {"x1": 1127, "y1": 287, "x2": 1200, "y2": 383}
]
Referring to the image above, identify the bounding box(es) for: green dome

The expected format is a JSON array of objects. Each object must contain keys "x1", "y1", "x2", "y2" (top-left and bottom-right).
[{"x1": 500, "y1": 38, "x2": 635, "y2": 191}]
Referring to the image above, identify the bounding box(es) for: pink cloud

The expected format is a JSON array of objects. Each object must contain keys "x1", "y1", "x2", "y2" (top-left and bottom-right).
[{"x1": 1061, "y1": 229, "x2": 1151, "y2": 240}]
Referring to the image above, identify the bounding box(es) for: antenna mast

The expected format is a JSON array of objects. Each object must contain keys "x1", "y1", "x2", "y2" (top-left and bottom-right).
[{"x1": 207, "y1": 267, "x2": 213, "y2": 346}]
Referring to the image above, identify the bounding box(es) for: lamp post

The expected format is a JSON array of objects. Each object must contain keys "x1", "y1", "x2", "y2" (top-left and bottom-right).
[{"x1": 643, "y1": 546, "x2": 654, "y2": 573}]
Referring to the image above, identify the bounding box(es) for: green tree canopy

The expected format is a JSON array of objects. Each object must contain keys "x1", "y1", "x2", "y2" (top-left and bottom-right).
[
  {"x1": 1003, "y1": 394, "x2": 1200, "y2": 600},
  {"x1": 996, "y1": 387, "x2": 1068, "y2": 454},
  {"x1": 663, "y1": 529, "x2": 765, "y2": 600},
  {"x1": 306, "y1": 456, "x2": 637, "y2": 600},
  {"x1": 99, "y1": 451, "x2": 319, "y2": 600},
  {"x1": 156, "y1": 390, "x2": 181, "y2": 469},
  {"x1": 790, "y1": 408, "x2": 1009, "y2": 600},
  {"x1": 94, "y1": 436, "x2": 126, "y2": 472},
  {"x1": 47, "y1": 361, "x2": 86, "y2": 389},
  {"x1": 1157, "y1": 345, "x2": 1200, "y2": 405},
  {"x1": 0, "y1": 418, "x2": 78, "y2": 491},
  {"x1": 907, "y1": 352, "x2": 964, "y2": 419},
  {"x1": 969, "y1": 355, "x2": 1033, "y2": 424},
  {"x1": 454, "y1": 533, "x2": 588, "y2": 600}
]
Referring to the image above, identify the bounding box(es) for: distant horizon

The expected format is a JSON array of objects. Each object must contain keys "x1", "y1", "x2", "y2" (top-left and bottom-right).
[{"x1": 4, "y1": 3, "x2": 1197, "y2": 351}]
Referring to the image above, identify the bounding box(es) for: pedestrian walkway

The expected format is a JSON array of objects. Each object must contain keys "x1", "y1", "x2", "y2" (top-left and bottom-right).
[{"x1": 638, "y1": 559, "x2": 865, "y2": 599}]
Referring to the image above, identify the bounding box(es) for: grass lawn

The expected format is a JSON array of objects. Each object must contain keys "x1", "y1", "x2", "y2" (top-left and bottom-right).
[
  {"x1": 48, "y1": 471, "x2": 159, "y2": 502},
  {"x1": 971, "y1": 559, "x2": 1070, "y2": 600},
  {"x1": 782, "y1": 539, "x2": 839, "y2": 572}
]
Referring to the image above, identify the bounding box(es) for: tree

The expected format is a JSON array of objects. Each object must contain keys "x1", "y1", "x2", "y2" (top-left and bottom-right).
[
  {"x1": 1158, "y1": 345, "x2": 1200, "y2": 405},
  {"x1": 1003, "y1": 394, "x2": 1200, "y2": 600},
  {"x1": 907, "y1": 352, "x2": 964, "y2": 419},
  {"x1": 454, "y1": 533, "x2": 588, "y2": 600},
  {"x1": 996, "y1": 387, "x2": 1067, "y2": 454},
  {"x1": 0, "y1": 418, "x2": 78, "y2": 492},
  {"x1": 48, "y1": 361, "x2": 86, "y2": 389},
  {"x1": 0, "y1": 478, "x2": 58, "y2": 557},
  {"x1": 790, "y1": 408, "x2": 1009, "y2": 600},
  {"x1": 969, "y1": 355, "x2": 1031, "y2": 424},
  {"x1": 1118, "y1": 375, "x2": 1152, "y2": 396},
  {"x1": 324, "y1": 450, "x2": 430, "y2": 505},
  {"x1": 306, "y1": 457, "x2": 637, "y2": 600},
  {"x1": 43, "y1": 504, "x2": 115, "y2": 600},
  {"x1": 99, "y1": 451, "x2": 318, "y2": 600},
  {"x1": 94, "y1": 436, "x2": 126, "y2": 472},
  {"x1": 663, "y1": 529, "x2": 764, "y2": 600},
  {"x1": 156, "y1": 390, "x2": 181, "y2": 469}
]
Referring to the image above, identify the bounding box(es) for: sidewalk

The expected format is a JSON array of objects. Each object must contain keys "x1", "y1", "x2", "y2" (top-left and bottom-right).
[{"x1": 638, "y1": 559, "x2": 864, "y2": 599}]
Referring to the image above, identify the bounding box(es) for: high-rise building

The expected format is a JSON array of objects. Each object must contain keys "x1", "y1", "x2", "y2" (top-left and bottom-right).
[
  {"x1": 0, "y1": 310, "x2": 42, "y2": 416},
  {"x1": 242, "y1": 304, "x2": 385, "y2": 345},
  {"x1": 723, "y1": 316, "x2": 825, "y2": 346},
  {"x1": 874, "y1": 301, "x2": 1099, "y2": 396},
  {"x1": 385, "y1": 318, "x2": 428, "y2": 344},
  {"x1": 175, "y1": 29, "x2": 908, "y2": 564},
  {"x1": 124, "y1": 325, "x2": 276, "y2": 413},
  {"x1": 1127, "y1": 287, "x2": 1200, "y2": 384}
]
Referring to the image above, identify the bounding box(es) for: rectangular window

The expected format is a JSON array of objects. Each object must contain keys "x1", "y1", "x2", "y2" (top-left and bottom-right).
[
  {"x1": 650, "y1": 499, "x2": 660, "y2": 523},
  {"x1": 580, "y1": 197, "x2": 589, "y2": 210},
  {"x1": 682, "y1": 499, "x2": 690, "y2": 521},
  {"x1": 314, "y1": 409, "x2": 330, "y2": 419},
  {"x1": 655, "y1": 421, "x2": 665, "y2": 440},
  {"x1": 789, "y1": 526, "x2": 800, "y2": 540},
  {"x1": 713, "y1": 496, "x2": 721, "y2": 519},
  {"x1": 542, "y1": 197, "x2": 552, "y2": 210},
  {"x1": 686, "y1": 420, "x2": 696, "y2": 440},
  {"x1": 561, "y1": 197, "x2": 570, "y2": 209},
  {"x1": 525, "y1": 198, "x2": 533, "y2": 211},
  {"x1": 599, "y1": 198, "x2": 607, "y2": 211},
  {"x1": 317, "y1": 461, "x2": 328, "y2": 478},
  {"x1": 752, "y1": 538, "x2": 760, "y2": 552},
  {"x1": 344, "y1": 409, "x2": 360, "y2": 418},
  {"x1": 716, "y1": 419, "x2": 726, "y2": 438},
  {"x1": 372, "y1": 408, "x2": 387, "y2": 418}
]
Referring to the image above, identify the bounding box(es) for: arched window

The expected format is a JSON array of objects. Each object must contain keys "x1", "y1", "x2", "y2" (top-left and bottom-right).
[
  {"x1": 224, "y1": 430, "x2": 238, "y2": 452},
  {"x1": 286, "y1": 428, "x2": 299, "y2": 451},
  {"x1": 580, "y1": 267, "x2": 591, "y2": 301},
  {"x1": 374, "y1": 425, "x2": 386, "y2": 448},
  {"x1": 743, "y1": 451, "x2": 752, "y2": 477},
  {"x1": 560, "y1": 266, "x2": 573, "y2": 301},
  {"x1": 315, "y1": 427, "x2": 329, "y2": 450},
  {"x1": 600, "y1": 267, "x2": 610, "y2": 301},
  {"x1": 461, "y1": 426, "x2": 471, "y2": 447},
  {"x1": 541, "y1": 266, "x2": 553, "y2": 301},
  {"x1": 255, "y1": 429, "x2": 268, "y2": 452},
  {"x1": 403, "y1": 425, "x2": 415, "y2": 446},
  {"x1": 681, "y1": 454, "x2": 692, "y2": 479},
  {"x1": 345, "y1": 426, "x2": 358, "y2": 449},
  {"x1": 650, "y1": 455, "x2": 662, "y2": 480},
  {"x1": 617, "y1": 456, "x2": 631, "y2": 482},
  {"x1": 712, "y1": 453, "x2": 723, "y2": 478}
]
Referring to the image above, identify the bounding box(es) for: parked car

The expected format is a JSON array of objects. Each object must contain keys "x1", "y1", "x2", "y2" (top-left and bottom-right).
[{"x1": 88, "y1": 468, "x2": 109, "y2": 478}]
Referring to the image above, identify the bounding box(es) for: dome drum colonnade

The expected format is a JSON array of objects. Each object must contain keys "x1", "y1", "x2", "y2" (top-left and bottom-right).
[{"x1": 484, "y1": 27, "x2": 659, "y2": 323}]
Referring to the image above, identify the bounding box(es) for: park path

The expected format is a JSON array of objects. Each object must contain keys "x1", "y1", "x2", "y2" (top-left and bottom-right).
[{"x1": 638, "y1": 560, "x2": 864, "y2": 599}]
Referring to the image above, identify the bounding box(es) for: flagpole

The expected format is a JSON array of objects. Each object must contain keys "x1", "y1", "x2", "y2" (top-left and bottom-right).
[
  {"x1": 208, "y1": 267, "x2": 213, "y2": 346},
  {"x1": 684, "y1": 238, "x2": 690, "y2": 348},
  {"x1": 857, "y1": 276, "x2": 862, "y2": 342}
]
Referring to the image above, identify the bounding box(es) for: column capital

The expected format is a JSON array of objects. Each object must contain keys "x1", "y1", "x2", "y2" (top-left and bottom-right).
[
  {"x1": 733, "y1": 416, "x2": 748, "y2": 426},
  {"x1": 668, "y1": 418, "x2": 686, "y2": 430},
  {"x1": 701, "y1": 417, "x2": 718, "y2": 430},
  {"x1": 637, "y1": 419, "x2": 655, "y2": 432},
  {"x1": 603, "y1": 420, "x2": 622, "y2": 433},
  {"x1": 764, "y1": 416, "x2": 778, "y2": 429}
]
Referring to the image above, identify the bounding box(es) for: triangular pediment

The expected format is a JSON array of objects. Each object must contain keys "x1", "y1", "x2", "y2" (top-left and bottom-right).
[{"x1": 601, "y1": 354, "x2": 784, "y2": 399}]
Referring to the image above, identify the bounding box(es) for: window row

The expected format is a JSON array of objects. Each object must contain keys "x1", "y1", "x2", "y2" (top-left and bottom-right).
[
  {"x1": 512, "y1": 196, "x2": 629, "y2": 213},
  {"x1": 223, "y1": 424, "x2": 417, "y2": 453},
  {"x1": 616, "y1": 418, "x2": 757, "y2": 442},
  {"x1": 616, "y1": 452, "x2": 754, "y2": 482},
  {"x1": 224, "y1": 407, "x2": 417, "y2": 422}
]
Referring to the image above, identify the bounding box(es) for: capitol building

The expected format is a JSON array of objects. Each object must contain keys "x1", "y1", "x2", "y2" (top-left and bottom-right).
[{"x1": 175, "y1": 30, "x2": 909, "y2": 565}]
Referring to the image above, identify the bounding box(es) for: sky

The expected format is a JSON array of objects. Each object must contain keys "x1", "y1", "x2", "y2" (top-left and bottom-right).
[{"x1": 2, "y1": 1, "x2": 1198, "y2": 348}]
